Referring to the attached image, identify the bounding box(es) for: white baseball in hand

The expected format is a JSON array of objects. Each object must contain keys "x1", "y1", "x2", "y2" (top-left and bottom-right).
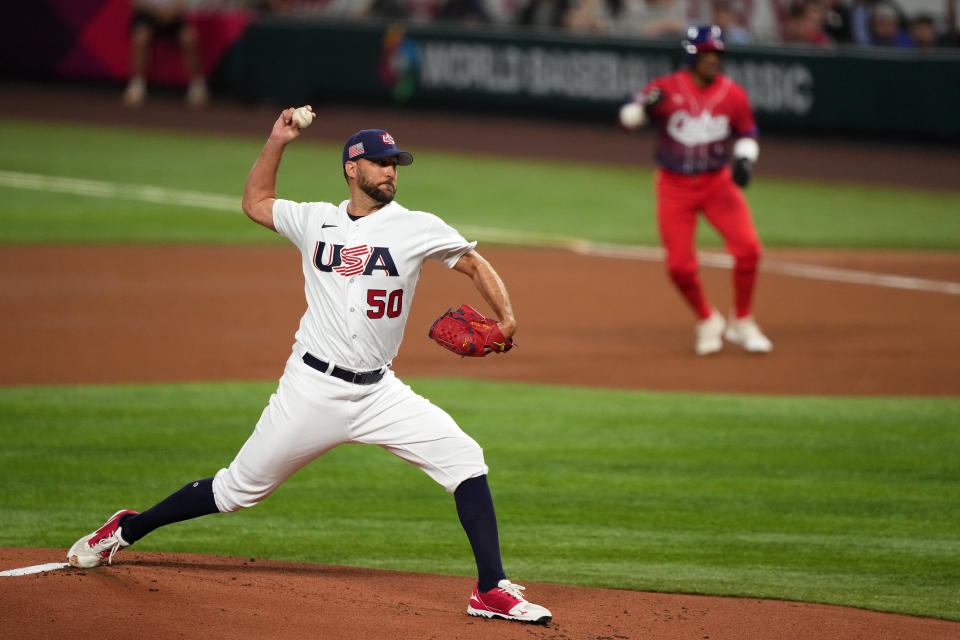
[
  {"x1": 292, "y1": 106, "x2": 314, "y2": 129},
  {"x1": 619, "y1": 102, "x2": 645, "y2": 129}
]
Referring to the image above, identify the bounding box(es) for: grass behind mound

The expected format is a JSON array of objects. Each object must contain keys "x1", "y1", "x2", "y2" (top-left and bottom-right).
[
  {"x1": 1, "y1": 380, "x2": 958, "y2": 620},
  {"x1": 2, "y1": 119, "x2": 960, "y2": 249}
]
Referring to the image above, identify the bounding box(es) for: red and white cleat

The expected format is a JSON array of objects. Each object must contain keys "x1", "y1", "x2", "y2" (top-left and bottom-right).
[
  {"x1": 67, "y1": 509, "x2": 138, "y2": 568},
  {"x1": 467, "y1": 579, "x2": 552, "y2": 625}
]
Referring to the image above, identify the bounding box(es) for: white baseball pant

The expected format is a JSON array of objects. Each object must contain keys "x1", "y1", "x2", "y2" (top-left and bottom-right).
[{"x1": 212, "y1": 352, "x2": 489, "y2": 512}]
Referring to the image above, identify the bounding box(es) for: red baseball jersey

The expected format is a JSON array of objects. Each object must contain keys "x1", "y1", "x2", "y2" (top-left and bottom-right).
[{"x1": 639, "y1": 70, "x2": 757, "y2": 175}]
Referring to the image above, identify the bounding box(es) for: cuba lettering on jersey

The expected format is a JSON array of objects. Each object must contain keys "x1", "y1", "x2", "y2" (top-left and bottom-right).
[
  {"x1": 273, "y1": 198, "x2": 477, "y2": 371},
  {"x1": 641, "y1": 70, "x2": 757, "y2": 175}
]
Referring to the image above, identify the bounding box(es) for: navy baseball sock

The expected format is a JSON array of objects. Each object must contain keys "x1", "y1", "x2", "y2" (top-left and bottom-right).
[
  {"x1": 454, "y1": 475, "x2": 506, "y2": 593},
  {"x1": 119, "y1": 477, "x2": 219, "y2": 544}
]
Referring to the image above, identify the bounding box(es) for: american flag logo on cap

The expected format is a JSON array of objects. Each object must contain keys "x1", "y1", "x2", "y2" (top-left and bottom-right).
[
  {"x1": 380, "y1": 133, "x2": 395, "y2": 145},
  {"x1": 348, "y1": 142, "x2": 365, "y2": 158}
]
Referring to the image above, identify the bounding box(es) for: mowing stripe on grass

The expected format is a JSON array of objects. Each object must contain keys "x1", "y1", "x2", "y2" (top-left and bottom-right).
[
  {"x1": 0, "y1": 169, "x2": 238, "y2": 212},
  {"x1": 3, "y1": 169, "x2": 959, "y2": 296}
]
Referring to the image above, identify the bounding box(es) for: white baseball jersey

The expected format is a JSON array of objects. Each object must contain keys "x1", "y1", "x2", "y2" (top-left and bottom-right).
[
  {"x1": 211, "y1": 197, "x2": 487, "y2": 512},
  {"x1": 273, "y1": 198, "x2": 477, "y2": 371}
]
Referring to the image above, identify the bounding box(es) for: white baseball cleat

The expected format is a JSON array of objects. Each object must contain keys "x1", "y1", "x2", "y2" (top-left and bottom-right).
[
  {"x1": 467, "y1": 579, "x2": 552, "y2": 625},
  {"x1": 67, "y1": 509, "x2": 138, "y2": 568},
  {"x1": 695, "y1": 310, "x2": 726, "y2": 356},
  {"x1": 186, "y1": 78, "x2": 209, "y2": 108},
  {"x1": 122, "y1": 78, "x2": 146, "y2": 107},
  {"x1": 724, "y1": 315, "x2": 773, "y2": 353}
]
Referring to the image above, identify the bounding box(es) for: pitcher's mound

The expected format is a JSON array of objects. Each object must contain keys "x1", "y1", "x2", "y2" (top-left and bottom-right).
[{"x1": 2, "y1": 547, "x2": 957, "y2": 640}]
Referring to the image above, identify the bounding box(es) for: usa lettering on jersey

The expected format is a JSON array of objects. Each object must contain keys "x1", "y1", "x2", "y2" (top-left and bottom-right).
[
  {"x1": 273, "y1": 199, "x2": 475, "y2": 370},
  {"x1": 313, "y1": 242, "x2": 400, "y2": 277}
]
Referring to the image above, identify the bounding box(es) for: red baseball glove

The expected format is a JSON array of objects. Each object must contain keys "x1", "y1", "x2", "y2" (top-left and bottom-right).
[{"x1": 428, "y1": 304, "x2": 515, "y2": 357}]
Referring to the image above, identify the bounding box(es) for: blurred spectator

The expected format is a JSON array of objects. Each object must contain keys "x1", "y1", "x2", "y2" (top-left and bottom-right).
[
  {"x1": 270, "y1": 0, "x2": 411, "y2": 17},
  {"x1": 688, "y1": 0, "x2": 783, "y2": 43},
  {"x1": 312, "y1": 0, "x2": 376, "y2": 16},
  {"x1": 849, "y1": 0, "x2": 909, "y2": 45},
  {"x1": 404, "y1": 0, "x2": 443, "y2": 21},
  {"x1": 609, "y1": 0, "x2": 690, "y2": 39},
  {"x1": 435, "y1": 0, "x2": 490, "y2": 22},
  {"x1": 563, "y1": 0, "x2": 614, "y2": 32},
  {"x1": 711, "y1": 0, "x2": 752, "y2": 44},
  {"x1": 518, "y1": 0, "x2": 572, "y2": 28},
  {"x1": 483, "y1": 0, "x2": 529, "y2": 23},
  {"x1": 822, "y1": 0, "x2": 853, "y2": 43},
  {"x1": 908, "y1": 13, "x2": 939, "y2": 47},
  {"x1": 250, "y1": 0, "x2": 960, "y2": 48},
  {"x1": 941, "y1": 0, "x2": 960, "y2": 45},
  {"x1": 849, "y1": 0, "x2": 875, "y2": 44},
  {"x1": 868, "y1": 2, "x2": 912, "y2": 46},
  {"x1": 782, "y1": 0, "x2": 833, "y2": 46},
  {"x1": 123, "y1": 0, "x2": 209, "y2": 108},
  {"x1": 906, "y1": 8, "x2": 960, "y2": 48},
  {"x1": 267, "y1": 0, "x2": 332, "y2": 14}
]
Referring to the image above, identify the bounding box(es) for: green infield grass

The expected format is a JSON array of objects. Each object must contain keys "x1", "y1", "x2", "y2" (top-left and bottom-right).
[
  {"x1": 1, "y1": 380, "x2": 958, "y2": 620},
  {"x1": 2, "y1": 119, "x2": 959, "y2": 249}
]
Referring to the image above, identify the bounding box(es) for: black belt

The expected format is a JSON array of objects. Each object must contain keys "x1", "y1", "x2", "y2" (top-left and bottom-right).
[{"x1": 302, "y1": 353, "x2": 385, "y2": 385}]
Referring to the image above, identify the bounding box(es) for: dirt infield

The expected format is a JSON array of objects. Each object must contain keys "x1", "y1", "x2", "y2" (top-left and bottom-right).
[
  {"x1": 1, "y1": 244, "x2": 959, "y2": 395},
  {"x1": 1, "y1": 84, "x2": 959, "y2": 638},
  {"x1": 4, "y1": 548, "x2": 960, "y2": 640}
]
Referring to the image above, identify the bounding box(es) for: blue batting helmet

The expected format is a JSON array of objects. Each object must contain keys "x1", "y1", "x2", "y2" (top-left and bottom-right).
[{"x1": 682, "y1": 25, "x2": 725, "y2": 64}]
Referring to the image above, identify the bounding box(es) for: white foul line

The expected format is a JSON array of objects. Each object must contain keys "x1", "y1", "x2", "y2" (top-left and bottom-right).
[
  {"x1": 572, "y1": 242, "x2": 960, "y2": 296},
  {"x1": 2, "y1": 169, "x2": 958, "y2": 296},
  {"x1": 0, "y1": 562, "x2": 70, "y2": 576}
]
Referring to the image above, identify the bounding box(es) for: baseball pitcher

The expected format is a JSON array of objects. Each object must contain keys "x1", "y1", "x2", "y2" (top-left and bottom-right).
[
  {"x1": 619, "y1": 25, "x2": 773, "y2": 356},
  {"x1": 66, "y1": 108, "x2": 551, "y2": 625}
]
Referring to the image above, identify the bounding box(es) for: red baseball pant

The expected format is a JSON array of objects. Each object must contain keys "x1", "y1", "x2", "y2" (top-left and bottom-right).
[{"x1": 655, "y1": 167, "x2": 762, "y2": 320}]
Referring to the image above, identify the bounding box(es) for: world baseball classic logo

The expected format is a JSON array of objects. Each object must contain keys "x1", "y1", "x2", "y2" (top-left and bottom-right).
[{"x1": 378, "y1": 25, "x2": 420, "y2": 103}]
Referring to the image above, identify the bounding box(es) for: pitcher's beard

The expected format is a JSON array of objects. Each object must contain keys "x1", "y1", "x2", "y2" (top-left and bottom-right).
[{"x1": 361, "y1": 179, "x2": 395, "y2": 205}]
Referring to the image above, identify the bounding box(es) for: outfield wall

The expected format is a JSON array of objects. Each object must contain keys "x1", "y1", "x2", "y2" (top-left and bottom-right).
[{"x1": 220, "y1": 18, "x2": 960, "y2": 138}]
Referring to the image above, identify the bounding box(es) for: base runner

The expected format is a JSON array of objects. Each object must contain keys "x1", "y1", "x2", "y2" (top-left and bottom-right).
[{"x1": 619, "y1": 25, "x2": 773, "y2": 355}]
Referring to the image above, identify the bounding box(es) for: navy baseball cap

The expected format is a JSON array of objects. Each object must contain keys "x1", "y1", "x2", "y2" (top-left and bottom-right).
[{"x1": 342, "y1": 129, "x2": 414, "y2": 166}]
